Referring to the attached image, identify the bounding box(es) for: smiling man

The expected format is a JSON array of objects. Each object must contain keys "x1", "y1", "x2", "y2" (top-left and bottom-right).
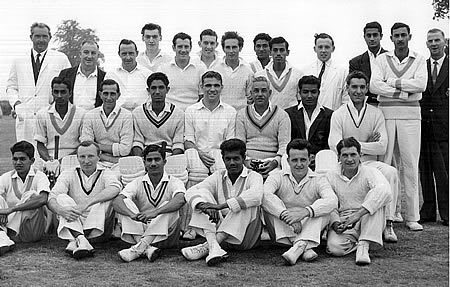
[
  {"x1": 250, "y1": 33, "x2": 272, "y2": 73},
  {"x1": 326, "y1": 137, "x2": 391, "y2": 265},
  {"x1": 194, "y1": 29, "x2": 220, "y2": 69},
  {"x1": 136, "y1": 23, "x2": 171, "y2": 72}
]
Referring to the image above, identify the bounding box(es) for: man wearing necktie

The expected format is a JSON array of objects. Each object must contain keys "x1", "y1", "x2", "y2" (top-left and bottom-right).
[
  {"x1": 6, "y1": 22, "x2": 71, "y2": 149},
  {"x1": 419, "y1": 28, "x2": 449, "y2": 226}
]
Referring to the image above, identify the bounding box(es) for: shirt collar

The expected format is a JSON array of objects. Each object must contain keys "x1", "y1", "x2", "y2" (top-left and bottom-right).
[
  {"x1": 169, "y1": 57, "x2": 196, "y2": 69},
  {"x1": 251, "y1": 101, "x2": 272, "y2": 114},
  {"x1": 48, "y1": 102, "x2": 74, "y2": 114},
  {"x1": 224, "y1": 166, "x2": 249, "y2": 180},
  {"x1": 146, "y1": 101, "x2": 172, "y2": 113},
  {"x1": 77, "y1": 65, "x2": 98, "y2": 77},
  {"x1": 338, "y1": 163, "x2": 362, "y2": 180},
  {"x1": 316, "y1": 58, "x2": 332, "y2": 67},
  {"x1": 142, "y1": 171, "x2": 170, "y2": 184},
  {"x1": 298, "y1": 102, "x2": 324, "y2": 111},
  {"x1": 195, "y1": 100, "x2": 224, "y2": 111},
  {"x1": 266, "y1": 60, "x2": 293, "y2": 72},
  {"x1": 32, "y1": 49, "x2": 48, "y2": 58},
  {"x1": 11, "y1": 167, "x2": 36, "y2": 179},
  {"x1": 101, "y1": 104, "x2": 121, "y2": 117},
  {"x1": 347, "y1": 98, "x2": 367, "y2": 111},
  {"x1": 386, "y1": 50, "x2": 418, "y2": 61},
  {"x1": 118, "y1": 63, "x2": 140, "y2": 73},
  {"x1": 431, "y1": 55, "x2": 446, "y2": 65},
  {"x1": 368, "y1": 47, "x2": 383, "y2": 57},
  {"x1": 221, "y1": 56, "x2": 246, "y2": 68}
]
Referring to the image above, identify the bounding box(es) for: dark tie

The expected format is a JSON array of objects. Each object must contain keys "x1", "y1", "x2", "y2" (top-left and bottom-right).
[
  {"x1": 36, "y1": 53, "x2": 41, "y2": 71},
  {"x1": 432, "y1": 61, "x2": 438, "y2": 85},
  {"x1": 318, "y1": 61, "x2": 326, "y2": 82}
]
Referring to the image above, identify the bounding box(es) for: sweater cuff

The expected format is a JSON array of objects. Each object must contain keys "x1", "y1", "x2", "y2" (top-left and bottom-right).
[
  {"x1": 226, "y1": 198, "x2": 241, "y2": 213},
  {"x1": 112, "y1": 143, "x2": 120, "y2": 157},
  {"x1": 306, "y1": 206, "x2": 314, "y2": 218},
  {"x1": 190, "y1": 196, "x2": 204, "y2": 210},
  {"x1": 361, "y1": 202, "x2": 376, "y2": 216},
  {"x1": 132, "y1": 142, "x2": 144, "y2": 150}
]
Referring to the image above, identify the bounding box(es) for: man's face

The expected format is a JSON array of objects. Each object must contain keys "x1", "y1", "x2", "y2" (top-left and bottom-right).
[
  {"x1": 30, "y1": 26, "x2": 51, "y2": 53},
  {"x1": 199, "y1": 35, "x2": 217, "y2": 57},
  {"x1": 251, "y1": 81, "x2": 271, "y2": 107},
  {"x1": 287, "y1": 148, "x2": 310, "y2": 180},
  {"x1": 147, "y1": 79, "x2": 169, "y2": 103},
  {"x1": 202, "y1": 77, "x2": 222, "y2": 103},
  {"x1": 223, "y1": 39, "x2": 241, "y2": 62},
  {"x1": 144, "y1": 151, "x2": 165, "y2": 176},
  {"x1": 347, "y1": 78, "x2": 368, "y2": 106},
  {"x1": 339, "y1": 146, "x2": 361, "y2": 173},
  {"x1": 271, "y1": 42, "x2": 289, "y2": 64},
  {"x1": 254, "y1": 39, "x2": 270, "y2": 60},
  {"x1": 173, "y1": 38, "x2": 191, "y2": 61},
  {"x1": 426, "y1": 32, "x2": 446, "y2": 59},
  {"x1": 80, "y1": 43, "x2": 99, "y2": 69},
  {"x1": 100, "y1": 84, "x2": 120, "y2": 110},
  {"x1": 77, "y1": 145, "x2": 100, "y2": 175},
  {"x1": 298, "y1": 84, "x2": 320, "y2": 109},
  {"x1": 223, "y1": 150, "x2": 244, "y2": 177},
  {"x1": 314, "y1": 38, "x2": 334, "y2": 62},
  {"x1": 119, "y1": 44, "x2": 137, "y2": 68},
  {"x1": 52, "y1": 83, "x2": 71, "y2": 105},
  {"x1": 142, "y1": 29, "x2": 161, "y2": 51},
  {"x1": 390, "y1": 27, "x2": 411, "y2": 50},
  {"x1": 12, "y1": 151, "x2": 34, "y2": 175},
  {"x1": 364, "y1": 28, "x2": 382, "y2": 50}
]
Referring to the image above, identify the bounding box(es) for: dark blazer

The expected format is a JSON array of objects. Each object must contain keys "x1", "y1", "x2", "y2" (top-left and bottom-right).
[
  {"x1": 420, "y1": 56, "x2": 449, "y2": 142},
  {"x1": 285, "y1": 105, "x2": 333, "y2": 154},
  {"x1": 349, "y1": 48, "x2": 387, "y2": 104},
  {"x1": 58, "y1": 65, "x2": 106, "y2": 108}
]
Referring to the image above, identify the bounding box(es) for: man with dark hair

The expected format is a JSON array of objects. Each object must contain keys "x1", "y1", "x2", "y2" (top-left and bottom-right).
[
  {"x1": 326, "y1": 137, "x2": 391, "y2": 265},
  {"x1": 58, "y1": 40, "x2": 106, "y2": 110},
  {"x1": 81, "y1": 79, "x2": 133, "y2": 168},
  {"x1": 158, "y1": 32, "x2": 205, "y2": 111},
  {"x1": 371, "y1": 22, "x2": 427, "y2": 231},
  {"x1": 48, "y1": 141, "x2": 121, "y2": 259},
  {"x1": 113, "y1": 144, "x2": 186, "y2": 262},
  {"x1": 303, "y1": 33, "x2": 348, "y2": 110},
  {"x1": 181, "y1": 138, "x2": 263, "y2": 266},
  {"x1": 250, "y1": 33, "x2": 272, "y2": 73},
  {"x1": 419, "y1": 28, "x2": 449, "y2": 226},
  {"x1": 132, "y1": 72, "x2": 185, "y2": 157},
  {"x1": 255, "y1": 37, "x2": 304, "y2": 109},
  {"x1": 349, "y1": 21, "x2": 387, "y2": 106},
  {"x1": 0, "y1": 141, "x2": 50, "y2": 254},
  {"x1": 212, "y1": 31, "x2": 253, "y2": 110},
  {"x1": 105, "y1": 39, "x2": 152, "y2": 111},
  {"x1": 7, "y1": 22, "x2": 70, "y2": 146},
  {"x1": 195, "y1": 29, "x2": 220, "y2": 69},
  {"x1": 262, "y1": 138, "x2": 337, "y2": 265},
  {"x1": 285, "y1": 75, "x2": 333, "y2": 167},
  {"x1": 137, "y1": 23, "x2": 171, "y2": 71}
]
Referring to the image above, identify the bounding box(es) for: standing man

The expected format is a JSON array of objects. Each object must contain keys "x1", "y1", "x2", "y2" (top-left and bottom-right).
[
  {"x1": 58, "y1": 40, "x2": 106, "y2": 111},
  {"x1": 136, "y1": 23, "x2": 171, "y2": 72},
  {"x1": 158, "y1": 32, "x2": 206, "y2": 111},
  {"x1": 255, "y1": 37, "x2": 304, "y2": 109},
  {"x1": 370, "y1": 22, "x2": 427, "y2": 231},
  {"x1": 349, "y1": 22, "x2": 387, "y2": 106},
  {"x1": 7, "y1": 22, "x2": 71, "y2": 145},
  {"x1": 303, "y1": 33, "x2": 348, "y2": 110},
  {"x1": 105, "y1": 39, "x2": 151, "y2": 111},
  {"x1": 419, "y1": 28, "x2": 448, "y2": 226},
  {"x1": 250, "y1": 33, "x2": 272, "y2": 73},
  {"x1": 195, "y1": 29, "x2": 220, "y2": 69}
]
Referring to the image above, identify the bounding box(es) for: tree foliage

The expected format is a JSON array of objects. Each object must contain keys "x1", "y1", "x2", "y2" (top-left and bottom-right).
[
  {"x1": 53, "y1": 19, "x2": 105, "y2": 67},
  {"x1": 432, "y1": 0, "x2": 449, "y2": 20}
]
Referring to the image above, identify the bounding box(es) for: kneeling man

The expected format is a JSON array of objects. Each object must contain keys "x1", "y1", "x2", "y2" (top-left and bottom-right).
[
  {"x1": 181, "y1": 139, "x2": 263, "y2": 266},
  {"x1": 113, "y1": 144, "x2": 186, "y2": 262},
  {"x1": 48, "y1": 141, "x2": 122, "y2": 259},
  {"x1": 326, "y1": 137, "x2": 391, "y2": 265}
]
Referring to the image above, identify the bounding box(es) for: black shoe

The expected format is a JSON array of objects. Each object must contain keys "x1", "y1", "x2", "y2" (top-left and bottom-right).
[
  {"x1": 442, "y1": 220, "x2": 448, "y2": 226},
  {"x1": 418, "y1": 218, "x2": 436, "y2": 224}
]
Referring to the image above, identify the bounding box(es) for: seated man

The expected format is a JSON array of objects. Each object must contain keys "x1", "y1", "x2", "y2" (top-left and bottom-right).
[
  {"x1": 132, "y1": 72, "x2": 184, "y2": 157},
  {"x1": 262, "y1": 139, "x2": 337, "y2": 265},
  {"x1": 236, "y1": 76, "x2": 291, "y2": 178},
  {"x1": 113, "y1": 144, "x2": 186, "y2": 262},
  {"x1": 328, "y1": 71, "x2": 399, "y2": 242},
  {"x1": 47, "y1": 141, "x2": 122, "y2": 259},
  {"x1": 181, "y1": 139, "x2": 263, "y2": 266},
  {"x1": 326, "y1": 137, "x2": 391, "y2": 265},
  {"x1": 0, "y1": 141, "x2": 50, "y2": 255},
  {"x1": 81, "y1": 79, "x2": 133, "y2": 168}
]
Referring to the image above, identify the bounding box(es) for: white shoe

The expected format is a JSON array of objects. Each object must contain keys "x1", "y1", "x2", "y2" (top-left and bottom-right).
[
  {"x1": 206, "y1": 246, "x2": 228, "y2": 266},
  {"x1": 406, "y1": 221, "x2": 423, "y2": 231},
  {"x1": 383, "y1": 225, "x2": 398, "y2": 243},
  {"x1": 181, "y1": 242, "x2": 209, "y2": 261},
  {"x1": 355, "y1": 241, "x2": 371, "y2": 265},
  {"x1": 393, "y1": 212, "x2": 404, "y2": 223},
  {"x1": 0, "y1": 231, "x2": 14, "y2": 256},
  {"x1": 65, "y1": 240, "x2": 77, "y2": 254},
  {"x1": 260, "y1": 228, "x2": 271, "y2": 241},
  {"x1": 118, "y1": 241, "x2": 148, "y2": 262},
  {"x1": 144, "y1": 246, "x2": 161, "y2": 262},
  {"x1": 182, "y1": 228, "x2": 197, "y2": 240},
  {"x1": 73, "y1": 235, "x2": 94, "y2": 259},
  {"x1": 301, "y1": 249, "x2": 318, "y2": 262},
  {"x1": 282, "y1": 240, "x2": 307, "y2": 266}
]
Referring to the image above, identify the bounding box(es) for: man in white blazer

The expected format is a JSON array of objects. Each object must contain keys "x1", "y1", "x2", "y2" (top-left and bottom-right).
[{"x1": 6, "y1": 22, "x2": 71, "y2": 147}]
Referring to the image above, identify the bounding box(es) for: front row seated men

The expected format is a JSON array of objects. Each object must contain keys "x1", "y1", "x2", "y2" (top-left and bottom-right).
[
  {"x1": 113, "y1": 144, "x2": 186, "y2": 262},
  {"x1": 326, "y1": 137, "x2": 391, "y2": 265},
  {"x1": 181, "y1": 139, "x2": 263, "y2": 266},
  {"x1": 48, "y1": 141, "x2": 122, "y2": 259},
  {"x1": 0, "y1": 141, "x2": 49, "y2": 255}
]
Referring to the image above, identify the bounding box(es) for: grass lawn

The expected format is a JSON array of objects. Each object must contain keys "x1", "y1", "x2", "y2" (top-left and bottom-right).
[{"x1": 0, "y1": 117, "x2": 448, "y2": 286}]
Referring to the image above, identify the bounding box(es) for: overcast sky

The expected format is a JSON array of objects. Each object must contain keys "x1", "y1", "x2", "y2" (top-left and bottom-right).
[{"x1": 0, "y1": 0, "x2": 448, "y2": 99}]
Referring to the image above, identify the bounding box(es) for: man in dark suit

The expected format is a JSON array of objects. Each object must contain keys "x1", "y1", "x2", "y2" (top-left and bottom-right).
[
  {"x1": 285, "y1": 75, "x2": 333, "y2": 169},
  {"x1": 419, "y1": 28, "x2": 449, "y2": 226},
  {"x1": 58, "y1": 40, "x2": 105, "y2": 110},
  {"x1": 349, "y1": 21, "x2": 387, "y2": 106}
]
